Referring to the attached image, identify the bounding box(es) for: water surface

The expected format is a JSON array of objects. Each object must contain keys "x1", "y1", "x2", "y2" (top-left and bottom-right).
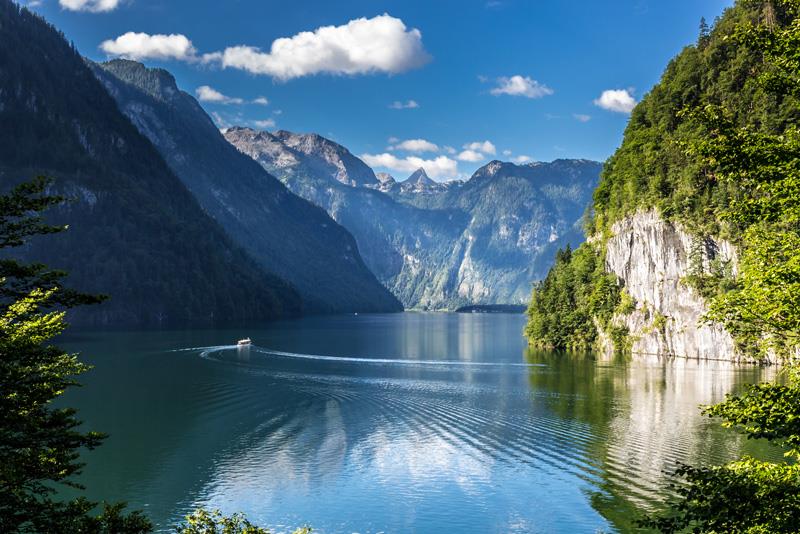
[{"x1": 62, "y1": 313, "x2": 779, "y2": 533}]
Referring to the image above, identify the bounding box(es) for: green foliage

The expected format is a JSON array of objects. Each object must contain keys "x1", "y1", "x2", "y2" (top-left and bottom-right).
[
  {"x1": 175, "y1": 509, "x2": 311, "y2": 534},
  {"x1": 590, "y1": 0, "x2": 799, "y2": 238},
  {"x1": 525, "y1": 244, "x2": 622, "y2": 351},
  {"x1": 641, "y1": 458, "x2": 800, "y2": 533},
  {"x1": 0, "y1": 179, "x2": 150, "y2": 533},
  {"x1": 643, "y1": 369, "x2": 800, "y2": 533},
  {"x1": 640, "y1": 3, "x2": 800, "y2": 530}
]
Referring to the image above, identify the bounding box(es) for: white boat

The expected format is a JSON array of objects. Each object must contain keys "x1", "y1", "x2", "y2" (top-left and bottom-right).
[{"x1": 237, "y1": 338, "x2": 252, "y2": 346}]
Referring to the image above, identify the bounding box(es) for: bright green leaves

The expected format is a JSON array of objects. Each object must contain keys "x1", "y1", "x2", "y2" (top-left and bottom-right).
[
  {"x1": 641, "y1": 458, "x2": 800, "y2": 533},
  {"x1": 705, "y1": 371, "x2": 800, "y2": 458},
  {"x1": 0, "y1": 178, "x2": 149, "y2": 533},
  {"x1": 525, "y1": 244, "x2": 623, "y2": 351},
  {"x1": 174, "y1": 509, "x2": 311, "y2": 534}
]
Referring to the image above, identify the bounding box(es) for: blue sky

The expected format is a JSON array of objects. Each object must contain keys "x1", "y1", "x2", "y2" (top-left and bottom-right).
[{"x1": 28, "y1": 0, "x2": 732, "y2": 180}]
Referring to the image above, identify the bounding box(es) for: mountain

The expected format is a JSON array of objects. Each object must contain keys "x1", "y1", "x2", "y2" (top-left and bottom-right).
[
  {"x1": 91, "y1": 59, "x2": 401, "y2": 314},
  {"x1": 525, "y1": 2, "x2": 798, "y2": 361},
  {"x1": 0, "y1": 1, "x2": 302, "y2": 326},
  {"x1": 225, "y1": 128, "x2": 601, "y2": 309},
  {"x1": 369, "y1": 172, "x2": 396, "y2": 193},
  {"x1": 397, "y1": 168, "x2": 447, "y2": 195}
]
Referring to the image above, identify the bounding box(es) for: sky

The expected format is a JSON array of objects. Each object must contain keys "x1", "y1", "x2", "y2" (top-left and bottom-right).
[{"x1": 25, "y1": 0, "x2": 733, "y2": 181}]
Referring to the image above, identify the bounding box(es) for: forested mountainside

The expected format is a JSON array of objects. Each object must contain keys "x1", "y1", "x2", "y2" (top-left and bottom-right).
[
  {"x1": 0, "y1": 1, "x2": 302, "y2": 326},
  {"x1": 225, "y1": 127, "x2": 601, "y2": 309},
  {"x1": 526, "y1": 1, "x2": 800, "y2": 360},
  {"x1": 92, "y1": 59, "x2": 401, "y2": 314}
]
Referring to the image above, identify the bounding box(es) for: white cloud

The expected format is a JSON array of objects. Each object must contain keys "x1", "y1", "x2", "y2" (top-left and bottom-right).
[
  {"x1": 463, "y1": 140, "x2": 496, "y2": 155},
  {"x1": 100, "y1": 32, "x2": 197, "y2": 61},
  {"x1": 490, "y1": 75, "x2": 553, "y2": 98},
  {"x1": 273, "y1": 109, "x2": 283, "y2": 115},
  {"x1": 457, "y1": 150, "x2": 485, "y2": 162},
  {"x1": 444, "y1": 146, "x2": 457, "y2": 154},
  {"x1": 389, "y1": 138, "x2": 439, "y2": 153},
  {"x1": 253, "y1": 96, "x2": 269, "y2": 106},
  {"x1": 60, "y1": 0, "x2": 120, "y2": 12},
  {"x1": 573, "y1": 113, "x2": 591, "y2": 122},
  {"x1": 389, "y1": 99, "x2": 419, "y2": 109},
  {"x1": 253, "y1": 118, "x2": 276, "y2": 129},
  {"x1": 513, "y1": 155, "x2": 532, "y2": 164},
  {"x1": 594, "y1": 89, "x2": 636, "y2": 113},
  {"x1": 205, "y1": 14, "x2": 430, "y2": 80},
  {"x1": 361, "y1": 153, "x2": 458, "y2": 179},
  {"x1": 195, "y1": 86, "x2": 244, "y2": 105},
  {"x1": 502, "y1": 149, "x2": 512, "y2": 156}
]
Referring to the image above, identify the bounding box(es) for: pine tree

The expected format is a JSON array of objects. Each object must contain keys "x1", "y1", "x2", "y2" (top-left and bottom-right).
[
  {"x1": 698, "y1": 16, "x2": 710, "y2": 47},
  {"x1": 0, "y1": 177, "x2": 151, "y2": 533}
]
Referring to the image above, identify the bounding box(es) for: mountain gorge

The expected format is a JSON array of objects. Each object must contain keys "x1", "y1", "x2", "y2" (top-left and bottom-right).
[
  {"x1": 0, "y1": 1, "x2": 303, "y2": 326},
  {"x1": 225, "y1": 127, "x2": 601, "y2": 309},
  {"x1": 91, "y1": 59, "x2": 401, "y2": 314}
]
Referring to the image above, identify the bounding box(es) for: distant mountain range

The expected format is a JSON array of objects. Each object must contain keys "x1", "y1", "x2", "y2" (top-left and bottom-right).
[
  {"x1": 226, "y1": 127, "x2": 601, "y2": 309},
  {"x1": 91, "y1": 59, "x2": 401, "y2": 314},
  {"x1": 0, "y1": 0, "x2": 601, "y2": 322}
]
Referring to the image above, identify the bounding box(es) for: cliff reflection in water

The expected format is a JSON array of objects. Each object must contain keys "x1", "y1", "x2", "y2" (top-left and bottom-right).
[{"x1": 525, "y1": 349, "x2": 780, "y2": 530}]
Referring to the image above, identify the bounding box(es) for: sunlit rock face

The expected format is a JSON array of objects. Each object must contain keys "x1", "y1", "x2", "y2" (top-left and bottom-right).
[
  {"x1": 225, "y1": 127, "x2": 603, "y2": 310},
  {"x1": 600, "y1": 210, "x2": 746, "y2": 361}
]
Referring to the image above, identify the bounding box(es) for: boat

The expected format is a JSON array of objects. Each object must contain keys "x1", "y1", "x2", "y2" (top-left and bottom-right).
[{"x1": 237, "y1": 338, "x2": 252, "y2": 346}]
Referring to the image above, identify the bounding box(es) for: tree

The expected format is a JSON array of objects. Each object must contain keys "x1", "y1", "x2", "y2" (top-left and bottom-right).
[
  {"x1": 698, "y1": 16, "x2": 711, "y2": 47},
  {"x1": 643, "y1": 1, "x2": 800, "y2": 530},
  {"x1": 175, "y1": 509, "x2": 311, "y2": 534},
  {"x1": 0, "y1": 177, "x2": 150, "y2": 533}
]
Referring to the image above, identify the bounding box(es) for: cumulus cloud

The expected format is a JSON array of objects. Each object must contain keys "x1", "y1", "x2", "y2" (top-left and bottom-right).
[
  {"x1": 60, "y1": 0, "x2": 120, "y2": 12},
  {"x1": 463, "y1": 140, "x2": 496, "y2": 155},
  {"x1": 573, "y1": 113, "x2": 591, "y2": 122},
  {"x1": 457, "y1": 149, "x2": 484, "y2": 162},
  {"x1": 361, "y1": 153, "x2": 458, "y2": 179},
  {"x1": 253, "y1": 96, "x2": 269, "y2": 106},
  {"x1": 389, "y1": 138, "x2": 439, "y2": 152},
  {"x1": 502, "y1": 149, "x2": 512, "y2": 156},
  {"x1": 195, "y1": 86, "x2": 244, "y2": 105},
  {"x1": 253, "y1": 118, "x2": 276, "y2": 129},
  {"x1": 100, "y1": 32, "x2": 197, "y2": 61},
  {"x1": 512, "y1": 155, "x2": 532, "y2": 164},
  {"x1": 389, "y1": 99, "x2": 419, "y2": 109},
  {"x1": 443, "y1": 146, "x2": 457, "y2": 154},
  {"x1": 594, "y1": 89, "x2": 636, "y2": 113},
  {"x1": 205, "y1": 14, "x2": 430, "y2": 80},
  {"x1": 490, "y1": 75, "x2": 553, "y2": 98}
]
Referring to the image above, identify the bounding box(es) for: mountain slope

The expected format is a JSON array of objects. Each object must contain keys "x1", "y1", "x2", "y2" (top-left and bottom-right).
[
  {"x1": 225, "y1": 127, "x2": 601, "y2": 309},
  {"x1": 0, "y1": 1, "x2": 301, "y2": 326},
  {"x1": 525, "y1": 2, "x2": 799, "y2": 360},
  {"x1": 92, "y1": 59, "x2": 401, "y2": 314}
]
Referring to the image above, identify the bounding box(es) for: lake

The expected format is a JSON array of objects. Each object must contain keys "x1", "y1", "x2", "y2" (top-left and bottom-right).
[{"x1": 61, "y1": 312, "x2": 779, "y2": 533}]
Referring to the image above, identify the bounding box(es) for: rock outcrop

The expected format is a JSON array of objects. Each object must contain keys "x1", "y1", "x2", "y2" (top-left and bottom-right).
[{"x1": 599, "y1": 211, "x2": 744, "y2": 360}]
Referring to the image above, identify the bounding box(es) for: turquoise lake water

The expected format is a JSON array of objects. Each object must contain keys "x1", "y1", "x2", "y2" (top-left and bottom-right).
[{"x1": 61, "y1": 312, "x2": 779, "y2": 533}]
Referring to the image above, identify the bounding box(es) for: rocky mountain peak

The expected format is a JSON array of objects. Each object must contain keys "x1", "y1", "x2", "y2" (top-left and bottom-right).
[
  {"x1": 406, "y1": 167, "x2": 435, "y2": 185},
  {"x1": 376, "y1": 172, "x2": 396, "y2": 184},
  {"x1": 97, "y1": 59, "x2": 180, "y2": 103},
  {"x1": 233, "y1": 129, "x2": 378, "y2": 187}
]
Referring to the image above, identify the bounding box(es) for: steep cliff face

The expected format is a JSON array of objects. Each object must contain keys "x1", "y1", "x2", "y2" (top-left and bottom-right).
[{"x1": 598, "y1": 211, "x2": 740, "y2": 360}]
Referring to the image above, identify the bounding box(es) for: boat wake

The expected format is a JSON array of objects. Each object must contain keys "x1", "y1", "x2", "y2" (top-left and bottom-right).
[{"x1": 193, "y1": 344, "x2": 544, "y2": 369}]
